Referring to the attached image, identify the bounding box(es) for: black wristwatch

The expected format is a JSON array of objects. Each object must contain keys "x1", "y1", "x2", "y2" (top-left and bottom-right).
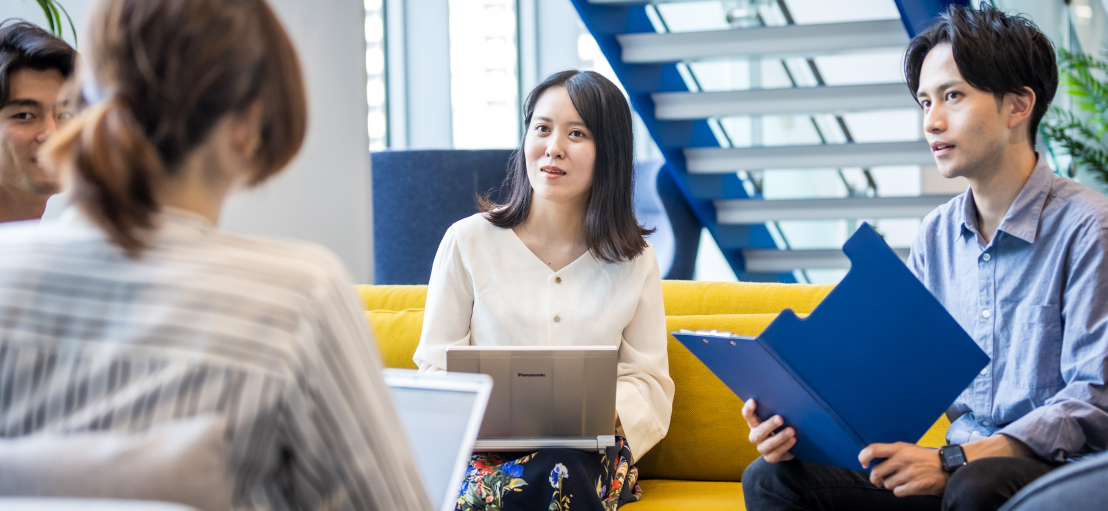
[{"x1": 939, "y1": 444, "x2": 967, "y2": 473}]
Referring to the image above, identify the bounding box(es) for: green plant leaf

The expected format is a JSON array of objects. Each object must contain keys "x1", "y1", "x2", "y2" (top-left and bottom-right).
[
  {"x1": 1014, "y1": 48, "x2": 1108, "y2": 186},
  {"x1": 1077, "y1": 101, "x2": 1100, "y2": 113},
  {"x1": 1041, "y1": 57, "x2": 1108, "y2": 187},
  {"x1": 29, "y1": 0, "x2": 77, "y2": 47},
  {"x1": 56, "y1": 2, "x2": 77, "y2": 48},
  {"x1": 35, "y1": 0, "x2": 57, "y2": 34},
  {"x1": 47, "y1": 2, "x2": 63, "y2": 37}
]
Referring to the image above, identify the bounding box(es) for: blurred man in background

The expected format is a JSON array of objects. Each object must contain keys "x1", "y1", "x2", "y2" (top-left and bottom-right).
[{"x1": 0, "y1": 21, "x2": 75, "y2": 223}]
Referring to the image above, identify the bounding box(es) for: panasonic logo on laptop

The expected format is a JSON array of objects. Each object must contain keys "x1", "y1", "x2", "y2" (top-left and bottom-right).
[{"x1": 517, "y1": 373, "x2": 546, "y2": 377}]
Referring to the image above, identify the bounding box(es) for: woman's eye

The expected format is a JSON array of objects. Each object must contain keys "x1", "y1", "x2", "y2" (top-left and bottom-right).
[
  {"x1": 57, "y1": 112, "x2": 74, "y2": 122},
  {"x1": 11, "y1": 112, "x2": 33, "y2": 120},
  {"x1": 946, "y1": 92, "x2": 959, "y2": 101},
  {"x1": 534, "y1": 124, "x2": 549, "y2": 133}
]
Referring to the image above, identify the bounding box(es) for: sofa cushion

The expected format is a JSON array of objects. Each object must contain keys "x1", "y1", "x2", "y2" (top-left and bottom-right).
[
  {"x1": 357, "y1": 285, "x2": 428, "y2": 312},
  {"x1": 623, "y1": 480, "x2": 744, "y2": 510},
  {"x1": 366, "y1": 308, "x2": 423, "y2": 369},
  {"x1": 918, "y1": 415, "x2": 951, "y2": 448},
  {"x1": 634, "y1": 314, "x2": 779, "y2": 481},
  {"x1": 356, "y1": 282, "x2": 838, "y2": 318},
  {"x1": 659, "y1": 281, "x2": 834, "y2": 317}
]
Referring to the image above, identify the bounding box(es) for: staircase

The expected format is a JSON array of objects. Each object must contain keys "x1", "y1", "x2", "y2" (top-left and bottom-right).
[{"x1": 568, "y1": 0, "x2": 969, "y2": 282}]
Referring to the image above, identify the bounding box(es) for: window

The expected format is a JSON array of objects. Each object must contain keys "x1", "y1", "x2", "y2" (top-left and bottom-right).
[
  {"x1": 365, "y1": 0, "x2": 387, "y2": 151},
  {"x1": 449, "y1": 0, "x2": 520, "y2": 149}
]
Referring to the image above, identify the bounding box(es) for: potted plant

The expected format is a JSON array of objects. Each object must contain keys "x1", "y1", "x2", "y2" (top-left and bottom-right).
[{"x1": 1041, "y1": 48, "x2": 1108, "y2": 190}]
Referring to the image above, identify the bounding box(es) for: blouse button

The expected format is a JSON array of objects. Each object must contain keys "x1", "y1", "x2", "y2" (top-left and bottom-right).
[
  {"x1": 555, "y1": 277, "x2": 562, "y2": 284},
  {"x1": 554, "y1": 315, "x2": 561, "y2": 323}
]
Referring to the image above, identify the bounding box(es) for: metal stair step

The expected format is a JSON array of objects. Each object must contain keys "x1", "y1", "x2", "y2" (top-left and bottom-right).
[
  {"x1": 743, "y1": 248, "x2": 911, "y2": 272},
  {"x1": 653, "y1": 83, "x2": 916, "y2": 119},
  {"x1": 617, "y1": 19, "x2": 908, "y2": 63},
  {"x1": 716, "y1": 195, "x2": 956, "y2": 224},
  {"x1": 685, "y1": 141, "x2": 934, "y2": 172}
]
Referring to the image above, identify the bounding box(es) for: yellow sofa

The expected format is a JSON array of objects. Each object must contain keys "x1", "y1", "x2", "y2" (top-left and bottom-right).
[{"x1": 357, "y1": 280, "x2": 951, "y2": 511}]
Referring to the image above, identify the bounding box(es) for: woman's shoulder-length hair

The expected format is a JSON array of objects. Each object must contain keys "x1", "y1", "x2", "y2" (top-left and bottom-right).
[{"x1": 479, "y1": 70, "x2": 652, "y2": 264}]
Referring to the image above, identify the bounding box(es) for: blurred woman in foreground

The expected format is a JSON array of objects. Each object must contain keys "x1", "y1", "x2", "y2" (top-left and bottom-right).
[{"x1": 0, "y1": 0, "x2": 430, "y2": 509}]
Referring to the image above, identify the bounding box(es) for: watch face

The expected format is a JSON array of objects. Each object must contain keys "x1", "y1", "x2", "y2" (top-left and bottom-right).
[{"x1": 942, "y1": 445, "x2": 966, "y2": 471}]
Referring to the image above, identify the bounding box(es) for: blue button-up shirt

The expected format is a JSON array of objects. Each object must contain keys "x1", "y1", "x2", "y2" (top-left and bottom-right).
[{"x1": 907, "y1": 155, "x2": 1108, "y2": 462}]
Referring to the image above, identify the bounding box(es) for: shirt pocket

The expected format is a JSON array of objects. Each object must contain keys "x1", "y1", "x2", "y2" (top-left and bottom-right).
[{"x1": 1007, "y1": 304, "x2": 1064, "y2": 390}]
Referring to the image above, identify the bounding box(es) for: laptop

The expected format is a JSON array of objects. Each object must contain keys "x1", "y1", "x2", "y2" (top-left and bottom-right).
[
  {"x1": 446, "y1": 345, "x2": 618, "y2": 452},
  {"x1": 382, "y1": 368, "x2": 492, "y2": 511}
]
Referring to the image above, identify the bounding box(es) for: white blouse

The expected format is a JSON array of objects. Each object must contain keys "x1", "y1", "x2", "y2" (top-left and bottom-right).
[{"x1": 414, "y1": 213, "x2": 674, "y2": 461}]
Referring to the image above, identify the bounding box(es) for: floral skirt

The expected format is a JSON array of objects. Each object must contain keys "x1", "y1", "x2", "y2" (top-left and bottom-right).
[{"x1": 455, "y1": 437, "x2": 642, "y2": 511}]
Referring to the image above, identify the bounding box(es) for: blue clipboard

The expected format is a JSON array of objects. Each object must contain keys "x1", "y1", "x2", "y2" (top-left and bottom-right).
[{"x1": 674, "y1": 223, "x2": 988, "y2": 471}]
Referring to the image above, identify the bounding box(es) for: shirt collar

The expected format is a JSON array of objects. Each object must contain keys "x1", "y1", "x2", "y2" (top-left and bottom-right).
[
  {"x1": 58, "y1": 205, "x2": 216, "y2": 236},
  {"x1": 995, "y1": 155, "x2": 1053, "y2": 244},
  {"x1": 959, "y1": 187, "x2": 977, "y2": 241},
  {"x1": 957, "y1": 154, "x2": 1053, "y2": 245},
  {"x1": 160, "y1": 206, "x2": 217, "y2": 230}
]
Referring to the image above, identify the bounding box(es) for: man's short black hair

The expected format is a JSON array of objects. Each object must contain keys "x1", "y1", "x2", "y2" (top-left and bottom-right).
[
  {"x1": 0, "y1": 20, "x2": 76, "y2": 105},
  {"x1": 904, "y1": 3, "x2": 1058, "y2": 146}
]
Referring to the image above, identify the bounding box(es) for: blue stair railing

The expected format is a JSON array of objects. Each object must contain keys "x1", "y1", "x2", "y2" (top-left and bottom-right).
[{"x1": 567, "y1": 0, "x2": 969, "y2": 282}]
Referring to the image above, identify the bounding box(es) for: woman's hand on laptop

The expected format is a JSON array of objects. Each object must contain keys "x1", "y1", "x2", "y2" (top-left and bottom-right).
[{"x1": 743, "y1": 399, "x2": 796, "y2": 463}]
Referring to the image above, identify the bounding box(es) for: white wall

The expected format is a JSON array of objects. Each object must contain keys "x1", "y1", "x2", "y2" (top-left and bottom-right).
[
  {"x1": 6, "y1": 0, "x2": 374, "y2": 283},
  {"x1": 222, "y1": 0, "x2": 372, "y2": 283}
]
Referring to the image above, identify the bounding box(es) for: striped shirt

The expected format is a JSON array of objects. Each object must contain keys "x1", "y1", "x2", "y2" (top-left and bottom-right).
[{"x1": 0, "y1": 208, "x2": 432, "y2": 511}]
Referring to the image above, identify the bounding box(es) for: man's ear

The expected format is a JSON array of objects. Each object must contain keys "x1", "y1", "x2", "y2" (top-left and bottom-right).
[{"x1": 1006, "y1": 86, "x2": 1036, "y2": 131}]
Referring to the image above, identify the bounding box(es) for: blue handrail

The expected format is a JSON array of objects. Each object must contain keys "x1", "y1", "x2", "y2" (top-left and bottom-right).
[
  {"x1": 567, "y1": 1, "x2": 788, "y2": 282},
  {"x1": 567, "y1": 0, "x2": 966, "y2": 282},
  {"x1": 893, "y1": 0, "x2": 972, "y2": 37}
]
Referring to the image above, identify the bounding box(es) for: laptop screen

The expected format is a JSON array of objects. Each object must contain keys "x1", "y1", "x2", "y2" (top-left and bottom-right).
[{"x1": 383, "y1": 370, "x2": 490, "y2": 511}]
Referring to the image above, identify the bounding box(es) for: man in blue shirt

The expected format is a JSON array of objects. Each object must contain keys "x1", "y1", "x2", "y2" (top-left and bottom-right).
[{"x1": 741, "y1": 4, "x2": 1108, "y2": 511}]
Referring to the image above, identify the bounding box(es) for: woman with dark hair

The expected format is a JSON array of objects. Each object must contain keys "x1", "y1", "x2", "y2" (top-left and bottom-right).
[
  {"x1": 414, "y1": 70, "x2": 674, "y2": 510},
  {"x1": 0, "y1": 0, "x2": 430, "y2": 509}
]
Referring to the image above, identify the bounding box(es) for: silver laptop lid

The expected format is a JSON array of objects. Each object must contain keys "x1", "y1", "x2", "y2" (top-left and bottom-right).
[
  {"x1": 445, "y1": 346, "x2": 617, "y2": 440},
  {"x1": 382, "y1": 368, "x2": 492, "y2": 511}
]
